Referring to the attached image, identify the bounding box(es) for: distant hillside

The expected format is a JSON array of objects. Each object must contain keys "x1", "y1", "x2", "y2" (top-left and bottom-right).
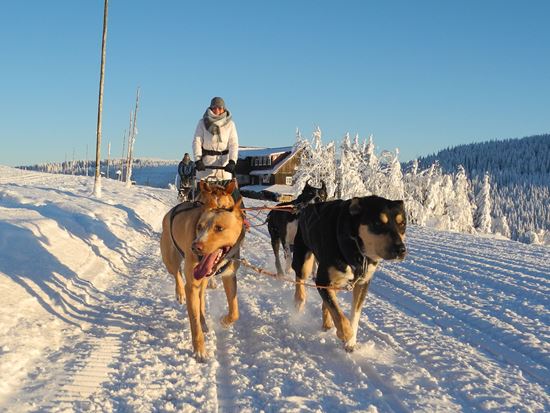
[
  {"x1": 416, "y1": 134, "x2": 550, "y2": 242},
  {"x1": 17, "y1": 158, "x2": 179, "y2": 189}
]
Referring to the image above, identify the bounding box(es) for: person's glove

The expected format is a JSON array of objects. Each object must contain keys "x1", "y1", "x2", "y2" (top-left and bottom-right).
[
  {"x1": 195, "y1": 159, "x2": 205, "y2": 171},
  {"x1": 224, "y1": 159, "x2": 236, "y2": 173}
]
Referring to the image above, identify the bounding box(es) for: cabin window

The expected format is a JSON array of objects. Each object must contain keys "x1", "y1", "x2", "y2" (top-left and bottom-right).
[
  {"x1": 262, "y1": 175, "x2": 270, "y2": 184},
  {"x1": 286, "y1": 176, "x2": 292, "y2": 185}
]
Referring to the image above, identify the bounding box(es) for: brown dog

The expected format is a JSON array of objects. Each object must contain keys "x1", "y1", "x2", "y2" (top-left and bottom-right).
[{"x1": 160, "y1": 180, "x2": 245, "y2": 361}]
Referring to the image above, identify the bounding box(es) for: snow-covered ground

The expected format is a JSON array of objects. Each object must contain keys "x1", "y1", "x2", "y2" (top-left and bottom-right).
[{"x1": 0, "y1": 166, "x2": 548, "y2": 412}]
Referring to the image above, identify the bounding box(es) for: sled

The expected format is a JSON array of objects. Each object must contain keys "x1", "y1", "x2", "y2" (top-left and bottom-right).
[{"x1": 175, "y1": 174, "x2": 195, "y2": 203}]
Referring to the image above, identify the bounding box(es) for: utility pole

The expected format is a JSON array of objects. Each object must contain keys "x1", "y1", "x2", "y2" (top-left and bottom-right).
[{"x1": 92, "y1": 0, "x2": 108, "y2": 197}]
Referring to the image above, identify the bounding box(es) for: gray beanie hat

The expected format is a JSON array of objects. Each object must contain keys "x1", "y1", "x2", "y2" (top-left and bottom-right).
[{"x1": 210, "y1": 97, "x2": 225, "y2": 109}]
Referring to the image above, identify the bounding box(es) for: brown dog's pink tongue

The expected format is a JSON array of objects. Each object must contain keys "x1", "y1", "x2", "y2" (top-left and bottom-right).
[{"x1": 193, "y1": 249, "x2": 221, "y2": 280}]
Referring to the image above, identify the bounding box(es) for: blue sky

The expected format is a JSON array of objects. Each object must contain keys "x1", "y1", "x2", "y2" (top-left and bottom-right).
[{"x1": 1, "y1": 0, "x2": 549, "y2": 166}]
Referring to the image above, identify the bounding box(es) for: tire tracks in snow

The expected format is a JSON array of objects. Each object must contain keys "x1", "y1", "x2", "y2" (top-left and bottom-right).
[
  {"x1": 367, "y1": 273, "x2": 549, "y2": 411},
  {"x1": 375, "y1": 266, "x2": 549, "y2": 386}
]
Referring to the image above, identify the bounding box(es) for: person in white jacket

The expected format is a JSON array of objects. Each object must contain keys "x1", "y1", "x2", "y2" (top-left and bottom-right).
[{"x1": 192, "y1": 97, "x2": 239, "y2": 183}]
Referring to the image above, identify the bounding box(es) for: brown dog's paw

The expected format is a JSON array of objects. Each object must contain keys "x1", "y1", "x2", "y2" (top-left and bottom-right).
[
  {"x1": 344, "y1": 339, "x2": 356, "y2": 352},
  {"x1": 322, "y1": 320, "x2": 334, "y2": 331},
  {"x1": 336, "y1": 326, "x2": 353, "y2": 343},
  {"x1": 294, "y1": 297, "x2": 306, "y2": 313},
  {"x1": 220, "y1": 314, "x2": 238, "y2": 328},
  {"x1": 176, "y1": 292, "x2": 186, "y2": 304},
  {"x1": 194, "y1": 350, "x2": 208, "y2": 363}
]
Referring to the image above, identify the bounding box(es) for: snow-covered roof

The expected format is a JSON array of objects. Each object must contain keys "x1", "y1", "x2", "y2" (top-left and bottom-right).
[
  {"x1": 238, "y1": 146, "x2": 293, "y2": 159},
  {"x1": 240, "y1": 184, "x2": 294, "y2": 195},
  {"x1": 249, "y1": 168, "x2": 277, "y2": 176}
]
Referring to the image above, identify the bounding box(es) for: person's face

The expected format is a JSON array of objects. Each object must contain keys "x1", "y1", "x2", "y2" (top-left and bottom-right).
[{"x1": 211, "y1": 106, "x2": 225, "y2": 116}]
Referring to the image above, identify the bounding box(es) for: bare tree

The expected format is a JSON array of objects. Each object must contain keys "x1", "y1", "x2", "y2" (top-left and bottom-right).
[
  {"x1": 124, "y1": 111, "x2": 133, "y2": 182},
  {"x1": 71, "y1": 148, "x2": 76, "y2": 175},
  {"x1": 92, "y1": 0, "x2": 109, "y2": 197},
  {"x1": 125, "y1": 87, "x2": 140, "y2": 187},
  {"x1": 85, "y1": 144, "x2": 89, "y2": 177},
  {"x1": 120, "y1": 129, "x2": 126, "y2": 181},
  {"x1": 106, "y1": 141, "x2": 111, "y2": 179}
]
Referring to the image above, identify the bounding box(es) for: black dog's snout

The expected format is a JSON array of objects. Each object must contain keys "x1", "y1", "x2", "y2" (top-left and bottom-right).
[{"x1": 394, "y1": 243, "x2": 407, "y2": 256}]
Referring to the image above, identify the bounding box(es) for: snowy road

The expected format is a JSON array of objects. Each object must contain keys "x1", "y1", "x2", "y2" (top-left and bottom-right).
[{"x1": 0, "y1": 167, "x2": 548, "y2": 412}]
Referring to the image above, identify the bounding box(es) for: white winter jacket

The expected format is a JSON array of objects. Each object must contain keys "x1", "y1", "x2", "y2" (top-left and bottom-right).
[{"x1": 192, "y1": 118, "x2": 239, "y2": 181}]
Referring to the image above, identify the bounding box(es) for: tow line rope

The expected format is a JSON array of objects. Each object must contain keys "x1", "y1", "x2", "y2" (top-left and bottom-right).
[
  {"x1": 241, "y1": 204, "x2": 297, "y2": 212},
  {"x1": 231, "y1": 257, "x2": 356, "y2": 292},
  {"x1": 241, "y1": 204, "x2": 297, "y2": 227}
]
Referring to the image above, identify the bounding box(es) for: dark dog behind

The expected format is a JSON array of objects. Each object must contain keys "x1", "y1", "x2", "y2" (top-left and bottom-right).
[
  {"x1": 267, "y1": 180, "x2": 327, "y2": 276},
  {"x1": 292, "y1": 195, "x2": 407, "y2": 351}
]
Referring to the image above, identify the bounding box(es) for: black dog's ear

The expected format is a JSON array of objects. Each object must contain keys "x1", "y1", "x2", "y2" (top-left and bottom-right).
[
  {"x1": 393, "y1": 200, "x2": 405, "y2": 209},
  {"x1": 349, "y1": 197, "x2": 362, "y2": 215}
]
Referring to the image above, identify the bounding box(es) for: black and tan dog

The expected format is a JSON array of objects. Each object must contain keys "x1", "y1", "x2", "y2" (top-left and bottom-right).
[
  {"x1": 292, "y1": 195, "x2": 407, "y2": 351},
  {"x1": 160, "y1": 181, "x2": 245, "y2": 361},
  {"x1": 267, "y1": 180, "x2": 327, "y2": 276}
]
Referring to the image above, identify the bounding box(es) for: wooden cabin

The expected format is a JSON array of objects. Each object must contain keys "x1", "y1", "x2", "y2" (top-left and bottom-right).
[{"x1": 236, "y1": 146, "x2": 301, "y2": 201}]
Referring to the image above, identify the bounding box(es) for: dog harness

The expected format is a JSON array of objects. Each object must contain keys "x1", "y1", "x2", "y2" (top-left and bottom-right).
[{"x1": 169, "y1": 201, "x2": 203, "y2": 259}]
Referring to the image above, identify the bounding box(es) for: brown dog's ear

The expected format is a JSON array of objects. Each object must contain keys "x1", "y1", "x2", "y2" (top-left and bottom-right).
[
  {"x1": 231, "y1": 198, "x2": 244, "y2": 218},
  {"x1": 349, "y1": 197, "x2": 362, "y2": 216},
  {"x1": 225, "y1": 179, "x2": 237, "y2": 195},
  {"x1": 199, "y1": 180, "x2": 211, "y2": 193},
  {"x1": 232, "y1": 197, "x2": 243, "y2": 211}
]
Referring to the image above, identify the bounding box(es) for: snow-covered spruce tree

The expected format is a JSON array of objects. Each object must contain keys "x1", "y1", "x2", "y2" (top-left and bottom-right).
[
  {"x1": 407, "y1": 162, "x2": 456, "y2": 229},
  {"x1": 423, "y1": 166, "x2": 451, "y2": 229},
  {"x1": 492, "y1": 210, "x2": 511, "y2": 238},
  {"x1": 361, "y1": 134, "x2": 381, "y2": 195},
  {"x1": 385, "y1": 148, "x2": 405, "y2": 200},
  {"x1": 337, "y1": 133, "x2": 368, "y2": 199},
  {"x1": 293, "y1": 127, "x2": 337, "y2": 198},
  {"x1": 317, "y1": 142, "x2": 337, "y2": 198},
  {"x1": 446, "y1": 165, "x2": 475, "y2": 233},
  {"x1": 474, "y1": 172, "x2": 493, "y2": 233},
  {"x1": 403, "y1": 159, "x2": 428, "y2": 225},
  {"x1": 311, "y1": 127, "x2": 337, "y2": 197},
  {"x1": 292, "y1": 129, "x2": 315, "y2": 195}
]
